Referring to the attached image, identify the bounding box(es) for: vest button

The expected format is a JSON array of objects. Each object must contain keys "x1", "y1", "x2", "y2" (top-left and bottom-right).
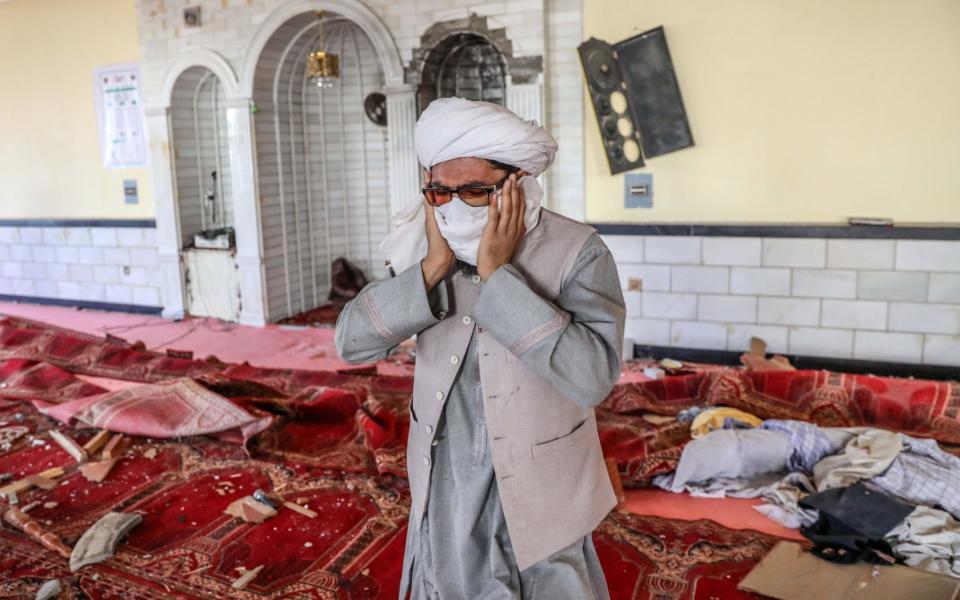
[
  {"x1": 426, "y1": 425, "x2": 433, "y2": 434},
  {"x1": 436, "y1": 391, "x2": 444, "y2": 400},
  {"x1": 450, "y1": 355, "x2": 459, "y2": 365},
  {"x1": 462, "y1": 316, "x2": 472, "y2": 325},
  {"x1": 472, "y1": 275, "x2": 481, "y2": 284},
  {"x1": 423, "y1": 456, "x2": 431, "y2": 466}
]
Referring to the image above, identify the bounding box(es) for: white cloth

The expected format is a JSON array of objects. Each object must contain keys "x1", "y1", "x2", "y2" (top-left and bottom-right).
[
  {"x1": 380, "y1": 98, "x2": 557, "y2": 270},
  {"x1": 886, "y1": 506, "x2": 960, "y2": 579}
]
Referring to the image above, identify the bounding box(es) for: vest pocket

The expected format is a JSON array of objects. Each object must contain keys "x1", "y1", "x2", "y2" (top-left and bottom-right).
[{"x1": 530, "y1": 417, "x2": 589, "y2": 461}]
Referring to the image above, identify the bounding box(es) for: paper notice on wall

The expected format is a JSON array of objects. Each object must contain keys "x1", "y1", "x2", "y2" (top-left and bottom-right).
[{"x1": 94, "y1": 63, "x2": 148, "y2": 169}]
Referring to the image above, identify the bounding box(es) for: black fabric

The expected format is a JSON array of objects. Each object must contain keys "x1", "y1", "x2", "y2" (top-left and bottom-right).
[
  {"x1": 799, "y1": 483, "x2": 914, "y2": 566},
  {"x1": 329, "y1": 257, "x2": 369, "y2": 305}
]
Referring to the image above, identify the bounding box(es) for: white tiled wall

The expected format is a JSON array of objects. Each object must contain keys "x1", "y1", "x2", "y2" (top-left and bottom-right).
[
  {"x1": 0, "y1": 226, "x2": 163, "y2": 308},
  {"x1": 606, "y1": 235, "x2": 960, "y2": 367}
]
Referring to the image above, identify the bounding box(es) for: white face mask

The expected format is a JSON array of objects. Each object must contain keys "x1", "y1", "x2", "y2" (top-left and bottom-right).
[
  {"x1": 433, "y1": 176, "x2": 543, "y2": 265},
  {"x1": 434, "y1": 196, "x2": 489, "y2": 265}
]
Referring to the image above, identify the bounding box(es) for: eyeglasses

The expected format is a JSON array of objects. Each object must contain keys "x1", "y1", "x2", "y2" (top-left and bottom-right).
[{"x1": 421, "y1": 172, "x2": 514, "y2": 207}]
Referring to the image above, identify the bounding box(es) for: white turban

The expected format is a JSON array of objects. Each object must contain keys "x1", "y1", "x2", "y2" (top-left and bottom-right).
[
  {"x1": 380, "y1": 98, "x2": 557, "y2": 273},
  {"x1": 415, "y1": 97, "x2": 558, "y2": 174}
]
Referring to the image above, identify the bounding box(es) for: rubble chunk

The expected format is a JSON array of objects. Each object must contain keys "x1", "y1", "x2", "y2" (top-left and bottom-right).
[{"x1": 70, "y1": 512, "x2": 142, "y2": 571}]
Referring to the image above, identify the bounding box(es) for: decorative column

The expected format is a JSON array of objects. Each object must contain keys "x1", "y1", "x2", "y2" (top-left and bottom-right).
[
  {"x1": 385, "y1": 84, "x2": 420, "y2": 218},
  {"x1": 507, "y1": 82, "x2": 544, "y2": 124},
  {"x1": 144, "y1": 106, "x2": 186, "y2": 320},
  {"x1": 225, "y1": 97, "x2": 268, "y2": 327},
  {"x1": 507, "y1": 82, "x2": 549, "y2": 200}
]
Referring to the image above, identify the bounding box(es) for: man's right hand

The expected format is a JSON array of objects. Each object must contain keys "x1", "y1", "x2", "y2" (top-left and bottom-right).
[{"x1": 421, "y1": 202, "x2": 454, "y2": 290}]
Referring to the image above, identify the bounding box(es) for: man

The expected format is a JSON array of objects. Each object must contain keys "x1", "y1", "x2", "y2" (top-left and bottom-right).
[{"x1": 335, "y1": 98, "x2": 625, "y2": 599}]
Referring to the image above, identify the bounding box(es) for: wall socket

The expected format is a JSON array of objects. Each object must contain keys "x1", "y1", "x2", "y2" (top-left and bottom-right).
[
  {"x1": 123, "y1": 180, "x2": 138, "y2": 205},
  {"x1": 624, "y1": 173, "x2": 653, "y2": 208}
]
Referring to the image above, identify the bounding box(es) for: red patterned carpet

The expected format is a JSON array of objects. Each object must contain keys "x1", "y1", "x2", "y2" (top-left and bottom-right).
[{"x1": 1, "y1": 314, "x2": 958, "y2": 598}]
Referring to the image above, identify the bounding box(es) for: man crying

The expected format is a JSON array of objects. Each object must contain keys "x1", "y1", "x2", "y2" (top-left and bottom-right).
[{"x1": 335, "y1": 97, "x2": 625, "y2": 599}]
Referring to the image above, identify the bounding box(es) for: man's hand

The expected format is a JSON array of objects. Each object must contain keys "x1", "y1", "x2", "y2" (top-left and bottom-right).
[
  {"x1": 421, "y1": 202, "x2": 455, "y2": 290},
  {"x1": 478, "y1": 174, "x2": 526, "y2": 281}
]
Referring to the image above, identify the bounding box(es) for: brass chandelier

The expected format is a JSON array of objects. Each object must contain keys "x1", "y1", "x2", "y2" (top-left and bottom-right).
[{"x1": 306, "y1": 11, "x2": 340, "y2": 88}]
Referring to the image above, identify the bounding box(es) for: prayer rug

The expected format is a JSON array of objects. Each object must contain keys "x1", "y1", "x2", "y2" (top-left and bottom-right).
[
  {"x1": 0, "y1": 387, "x2": 780, "y2": 599},
  {"x1": 1, "y1": 316, "x2": 955, "y2": 598}
]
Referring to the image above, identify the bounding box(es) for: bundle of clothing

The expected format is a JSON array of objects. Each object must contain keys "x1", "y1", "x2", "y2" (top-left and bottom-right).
[{"x1": 655, "y1": 412, "x2": 960, "y2": 578}]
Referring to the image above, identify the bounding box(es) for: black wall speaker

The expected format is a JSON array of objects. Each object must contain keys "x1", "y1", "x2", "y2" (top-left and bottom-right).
[{"x1": 579, "y1": 27, "x2": 693, "y2": 174}]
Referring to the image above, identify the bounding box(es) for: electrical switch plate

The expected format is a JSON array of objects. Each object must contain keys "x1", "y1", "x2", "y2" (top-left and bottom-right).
[
  {"x1": 123, "y1": 180, "x2": 138, "y2": 204},
  {"x1": 624, "y1": 173, "x2": 652, "y2": 208}
]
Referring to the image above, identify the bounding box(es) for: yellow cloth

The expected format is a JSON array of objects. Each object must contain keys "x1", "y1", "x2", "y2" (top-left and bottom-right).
[{"x1": 690, "y1": 407, "x2": 763, "y2": 439}]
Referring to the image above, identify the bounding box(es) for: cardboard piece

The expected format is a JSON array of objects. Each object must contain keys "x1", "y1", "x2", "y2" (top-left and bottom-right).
[{"x1": 739, "y1": 542, "x2": 960, "y2": 600}]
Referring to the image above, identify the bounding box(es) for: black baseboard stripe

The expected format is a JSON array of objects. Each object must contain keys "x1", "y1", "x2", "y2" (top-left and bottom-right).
[
  {"x1": 634, "y1": 344, "x2": 960, "y2": 381},
  {"x1": 593, "y1": 223, "x2": 960, "y2": 240},
  {"x1": 0, "y1": 295, "x2": 163, "y2": 316},
  {"x1": 0, "y1": 219, "x2": 156, "y2": 228}
]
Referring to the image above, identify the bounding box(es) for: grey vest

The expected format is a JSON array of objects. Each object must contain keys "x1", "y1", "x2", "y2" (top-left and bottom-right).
[{"x1": 407, "y1": 209, "x2": 617, "y2": 571}]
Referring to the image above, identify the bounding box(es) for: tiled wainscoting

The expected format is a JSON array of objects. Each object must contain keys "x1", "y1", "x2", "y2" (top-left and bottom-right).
[
  {"x1": 599, "y1": 229, "x2": 960, "y2": 368},
  {"x1": 0, "y1": 221, "x2": 163, "y2": 313}
]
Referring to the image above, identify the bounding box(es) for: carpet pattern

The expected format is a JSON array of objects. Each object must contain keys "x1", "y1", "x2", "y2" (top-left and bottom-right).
[{"x1": 2, "y1": 315, "x2": 953, "y2": 598}]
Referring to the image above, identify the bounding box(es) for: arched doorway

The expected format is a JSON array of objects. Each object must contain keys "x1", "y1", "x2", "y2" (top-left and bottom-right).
[
  {"x1": 418, "y1": 33, "x2": 508, "y2": 111},
  {"x1": 168, "y1": 66, "x2": 240, "y2": 321},
  {"x1": 252, "y1": 11, "x2": 390, "y2": 322}
]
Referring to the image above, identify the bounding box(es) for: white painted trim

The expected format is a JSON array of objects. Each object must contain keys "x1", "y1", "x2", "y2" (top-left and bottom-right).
[
  {"x1": 239, "y1": 0, "x2": 405, "y2": 97},
  {"x1": 157, "y1": 48, "x2": 241, "y2": 109}
]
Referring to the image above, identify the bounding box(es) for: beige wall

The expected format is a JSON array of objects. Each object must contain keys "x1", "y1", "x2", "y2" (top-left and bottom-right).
[
  {"x1": 0, "y1": 0, "x2": 153, "y2": 219},
  {"x1": 584, "y1": 0, "x2": 960, "y2": 224}
]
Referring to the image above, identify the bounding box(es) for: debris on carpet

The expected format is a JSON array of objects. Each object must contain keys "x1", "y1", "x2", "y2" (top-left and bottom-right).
[{"x1": 69, "y1": 512, "x2": 143, "y2": 572}]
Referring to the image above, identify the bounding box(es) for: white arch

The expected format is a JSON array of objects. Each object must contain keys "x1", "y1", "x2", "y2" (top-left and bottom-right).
[
  {"x1": 159, "y1": 48, "x2": 241, "y2": 108},
  {"x1": 239, "y1": 0, "x2": 404, "y2": 97}
]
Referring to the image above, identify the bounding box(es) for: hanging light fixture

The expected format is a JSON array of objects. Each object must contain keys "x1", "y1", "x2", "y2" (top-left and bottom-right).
[{"x1": 306, "y1": 11, "x2": 340, "y2": 88}]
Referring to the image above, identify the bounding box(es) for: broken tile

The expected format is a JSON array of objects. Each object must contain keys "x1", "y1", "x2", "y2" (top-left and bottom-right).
[
  {"x1": 79, "y1": 459, "x2": 118, "y2": 483},
  {"x1": 49, "y1": 430, "x2": 87, "y2": 463},
  {"x1": 101, "y1": 434, "x2": 129, "y2": 460},
  {"x1": 283, "y1": 501, "x2": 317, "y2": 519},
  {"x1": 231, "y1": 565, "x2": 263, "y2": 590},
  {"x1": 82, "y1": 430, "x2": 111, "y2": 454},
  {"x1": 70, "y1": 512, "x2": 143, "y2": 571}
]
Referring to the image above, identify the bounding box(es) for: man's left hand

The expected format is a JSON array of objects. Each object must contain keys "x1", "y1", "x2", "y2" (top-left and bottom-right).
[{"x1": 478, "y1": 174, "x2": 526, "y2": 281}]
